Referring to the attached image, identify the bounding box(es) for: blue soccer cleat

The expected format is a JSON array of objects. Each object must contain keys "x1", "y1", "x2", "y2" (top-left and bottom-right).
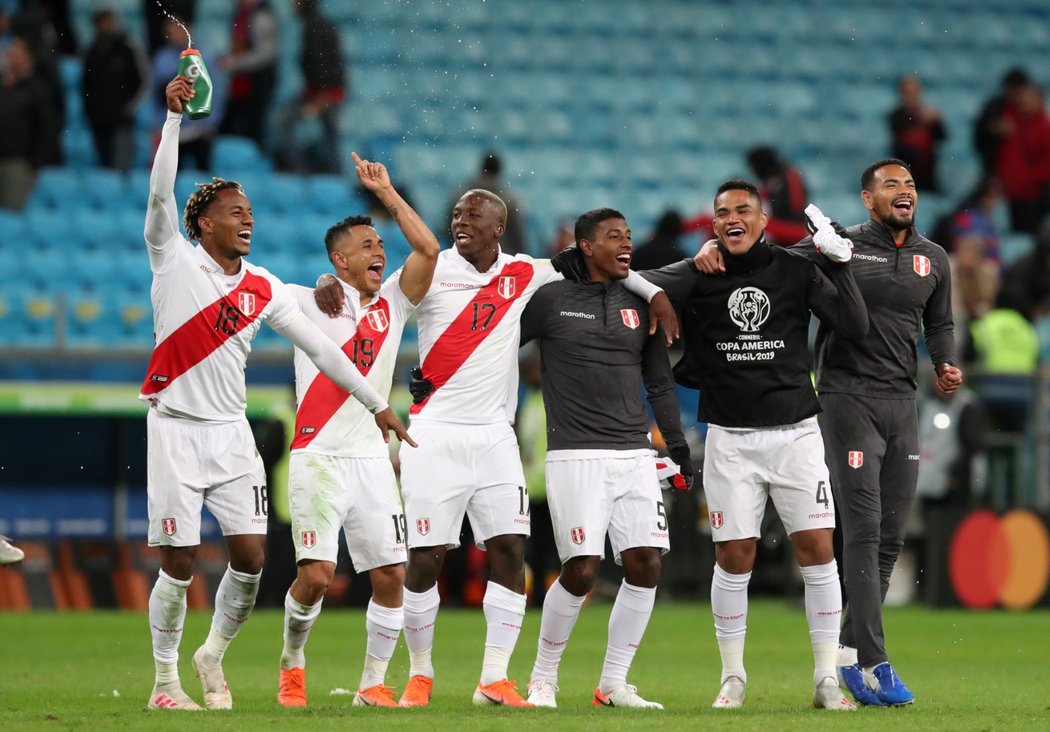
[
  {"x1": 838, "y1": 663, "x2": 885, "y2": 707},
  {"x1": 868, "y1": 662, "x2": 915, "y2": 706}
]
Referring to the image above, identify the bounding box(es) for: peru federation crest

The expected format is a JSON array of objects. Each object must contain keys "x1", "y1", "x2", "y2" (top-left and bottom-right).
[
  {"x1": 570, "y1": 526, "x2": 586, "y2": 544},
  {"x1": 238, "y1": 292, "x2": 256, "y2": 316},
  {"x1": 417, "y1": 518, "x2": 431, "y2": 536},
  {"x1": 710, "y1": 512, "x2": 723, "y2": 529},
  {"x1": 497, "y1": 276, "x2": 516, "y2": 299},
  {"x1": 620, "y1": 308, "x2": 640, "y2": 329},
  {"x1": 162, "y1": 518, "x2": 177, "y2": 536},
  {"x1": 366, "y1": 309, "x2": 389, "y2": 333},
  {"x1": 848, "y1": 451, "x2": 864, "y2": 469},
  {"x1": 913, "y1": 255, "x2": 931, "y2": 277},
  {"x1": 302, "y1": 531, "x2": 316, "y2": 548}
]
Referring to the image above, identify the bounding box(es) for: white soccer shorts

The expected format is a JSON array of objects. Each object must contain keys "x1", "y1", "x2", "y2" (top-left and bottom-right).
[
  {"x1": 703, "y1": 417, "x2": 836, "y2": 542},
  {"x1": 399, "y1": 419, "x2": 530, "y2": 549},
  {"x1": 287, "y1": 452, "x2": 407, "y2": 571},
  {"x1": 545, "y1": 449, "x2": 670, "y2": 565},
  {"x1": 146, "y1": 408, "x2": 268, "y2": 547}
]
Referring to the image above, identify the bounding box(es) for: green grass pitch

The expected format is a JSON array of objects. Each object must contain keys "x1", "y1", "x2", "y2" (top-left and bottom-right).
[{"x1": 1, "y1": 600, "x2": 1046, "y2": 730}]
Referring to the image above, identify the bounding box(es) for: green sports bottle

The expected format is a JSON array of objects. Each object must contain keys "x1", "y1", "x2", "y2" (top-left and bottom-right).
[{"x1": 177, "y1": 48, "x2": 213, "y2": 120}]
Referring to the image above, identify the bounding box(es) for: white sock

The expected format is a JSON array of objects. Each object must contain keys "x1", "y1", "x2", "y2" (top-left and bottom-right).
[
  {"x1": 712, "y1": 564, "x2": 750, "y2": 685},
  {"x1": 531, "y1": 578, "x2": 585, "y2": 685},
  {"x1": 204, "y1": 564, "x2": 261, "y2": 661},
  {"x1": 359, "y1": 600, "x2": 404, "y2": 690},
  {"x1": 481, "y1": 581, "x2": 527, "y2": 685},
  {"x1": 598, "y1": 581, "x2": 655, "y2": 693},
  {"x1": 800, "y1": 561, "x2": 842, "y2": 686},
  {"x1": 281, "y1": 591, "x2": 323, "y2": 669},
  {"x1": 403, "y1": 585, "x2": 440, "y2": 679},
  {"x1": 149, "y1": 569, "x2": 191, "y2": 686},
  {"x1": 838, "y1": 644, "x2": 858, "y2": 667}
]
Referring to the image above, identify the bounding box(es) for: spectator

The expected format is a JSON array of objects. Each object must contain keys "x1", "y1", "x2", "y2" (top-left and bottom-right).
[
  {"x1": 10, "y1": 3, "x2": 64, "y2": 163},
  {"x1": 995, "y1": 83, "x2": 1050, "y2": 234},
  {"x1": 683, "y1": 146, "x2": 809, "y2": 246},
  {"x1": 888, "y1": 75, "x2": 947, "y2": 193},
  {"x1": 82, "y1": 7, "x2": 146, "y2": 172},
  {"x1": 0, "y1": 34, "x2": 59, "y2": 210},
  {"x1": 931, "y1": 178, "x2": 1002, "y2": 323},
  {"x1": 273, "y1": 0, "x2": 345, "y2": 174},
  {"x1": 631, "y1": 209, "x2": 687, "y2": 270},
  {"x1": 545, "y1": 215, "x2": 575, "y2": 256},
  {"x1": 218, "y1": 0, "x2": 277, "y2": 146},
  {"x1": 999, "y1": 223, "x2": 1050, "y2": 321},
  {"x1": 447, "y1": 152, "x2": 528, "y2": 255},
  {"x1": 149, "y1": 17, "x2": 224, "y2": 170},
  {"x1": 973, "y1": 67, "x2": 1030, "y2": 176}
]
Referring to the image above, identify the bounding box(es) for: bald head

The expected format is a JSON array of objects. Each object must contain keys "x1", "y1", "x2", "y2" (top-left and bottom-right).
[{"x1": 451, "y1": 189, "x2": 507, "y2": 270}]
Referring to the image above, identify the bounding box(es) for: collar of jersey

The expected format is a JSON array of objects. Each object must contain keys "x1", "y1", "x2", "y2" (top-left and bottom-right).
[
  {"x1": 337, "y1": 276, "x2": 380, "y2": 314},
  {"x1": 720, "y1": 237, "x2": 772, "y2": 275},
  {"x1": 863, "y1": 219, "x2": 919, "y2": 249},
  {"x1": 448, "y1": 242, "x2": 507, "y2": 274},
  {"x1": 194, "y1": 243, "x2": 244, "y2": 280}
]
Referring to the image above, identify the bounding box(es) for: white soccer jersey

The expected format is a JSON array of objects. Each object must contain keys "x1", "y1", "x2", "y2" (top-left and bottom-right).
[
  {"x1": 139, "y1": 232, "x2": 300, "y2": 422},
  {"x1": 410, "y1": 247, "x2": 561, "y2": 425},
  {"x1": 289, "y1": 275, "x2": 415, "y2": 458}
]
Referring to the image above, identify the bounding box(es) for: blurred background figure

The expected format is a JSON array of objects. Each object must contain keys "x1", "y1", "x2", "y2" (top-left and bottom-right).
[
  {"x1": 545, "y1": 216, "x2": 575, "y2": 257},
  {"x1": 81, "y1": 7, "x2": 145, "y2": 173},
  {"x1": 0, "y1": 534, "x2": 24, "y2": 564},
  {"x1": 273, "y1": 0, "x2": 345, "y2": 174},
  {"x1": 142, "y1": 0, "x2": 194, "y2": 56},
  {"x1": 447, "y1": 151, "x2": 527, "y2": 254},
  {"x1": 0, "y1": 33, "x2": 60, "y2": 210},
  {"x1": 149, "y1": 17, "x2": 224, "y2": 170},
  {"x1": 994, "y1": 82, "x2": 1050, "y2": 234},
  {"x1": 218, "y1": 0, "x2": 277, "y2": 146},
  {"x1": 974, "y1": 67, "x2": 1030, "y2": 176},
  {"x1": 631, "y1": 209, "x2": 686, "y2": 270},
  {"x1": 888, "y1": 74, "x2": 947, "y2": 192}
]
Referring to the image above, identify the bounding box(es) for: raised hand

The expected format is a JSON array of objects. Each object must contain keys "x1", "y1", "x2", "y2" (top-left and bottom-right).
[
  {"x1": 351, "y1": 152, "x2": 392, "y2": 193},
  {"x1": 805, "y1": 204, "x2": 853, "y2": 263},
  {"x1": 165, "y1": 75, "x2": 195, "y2": 114}
]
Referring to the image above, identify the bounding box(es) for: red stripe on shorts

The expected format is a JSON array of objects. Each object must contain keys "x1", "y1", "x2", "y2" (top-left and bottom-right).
[
  {"x1": 141, "y1": 271, "x2": 272, "y2": 396},
  {"x1": 291, "y1": 298, "x2": 392, "y2": 450},
  {"x1": 411, "y1": 260, "x2": 534, "y2": 415}
]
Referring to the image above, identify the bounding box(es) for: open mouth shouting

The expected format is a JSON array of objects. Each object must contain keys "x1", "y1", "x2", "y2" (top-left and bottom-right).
[
  {"x1": 723, "y1": 226, "x2": 747, "y2": 246},
  {"x1": 367, "y1": 259, "x2": 385, "y2": 284},
  {"x1": 892, "y1": 196, "x2": 914, "y2": 217},
  {"x1": 236, "y1": 228, "x2": 252, "y2": 246},
  {"x1": 615, "y1": 251, "x2": 632, "y2": 270}
]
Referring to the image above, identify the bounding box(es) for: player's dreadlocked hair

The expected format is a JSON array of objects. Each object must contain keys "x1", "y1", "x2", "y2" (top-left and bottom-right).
[{"x1": 183, "y1": 178, "x2": 244, "y2": 241}]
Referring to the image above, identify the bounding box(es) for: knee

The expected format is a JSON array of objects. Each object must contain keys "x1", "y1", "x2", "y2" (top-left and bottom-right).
[
  {"x1": 405, "y1": 548, "x2": 444, "y2": 590},
  {"x1": 297, "y1": 562, "x2": 335, "y2": 597},
  {"x1": 715, "y1": 541, "x2": 756, "y2": 575},
  {"x1": 161, "y1": 548, "x2": 197, "y2": 581},
  {"x1": 231, "y1": 547, "x2": 265, "y2": 575},
  {"x1": 370, "y1": 564, "x2": 406, "y2": 603},
  {"x1": 623, "y1": 550, "x2": 662, "y2": 588},
  {"x1": 793, "y1": 530, "x2": 835, "y2": 566},
  {"x1": 560, "y1": 559, "x2": 599, "y2": 596}
]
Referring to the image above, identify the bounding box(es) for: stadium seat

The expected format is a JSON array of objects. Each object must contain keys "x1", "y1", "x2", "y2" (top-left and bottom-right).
[{"x1": 213, "y1": 136, "x2": 273, "y2": 174}]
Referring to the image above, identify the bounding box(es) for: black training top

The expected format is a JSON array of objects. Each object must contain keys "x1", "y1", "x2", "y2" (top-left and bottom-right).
[
  {"x1": 519, "y1": 278, "x2": 687, "y2": 454},
  {"x1": 792, "y1": 219, "x2": 957, "y2": 399},
  {"x1": 643, "y1": 240, "x2": 868, "y2": 428}
]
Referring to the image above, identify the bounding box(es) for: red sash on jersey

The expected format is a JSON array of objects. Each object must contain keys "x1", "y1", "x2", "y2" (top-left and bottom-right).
[
  {"x1": 411, "y1": 260, "x2": 534, "y2": 415},
  {"x1": 140, "y1": 271, "x2": 272, "y2": 396},
  {"x1": 291, "y1": 298, "x2": 392, "y2": 450}
]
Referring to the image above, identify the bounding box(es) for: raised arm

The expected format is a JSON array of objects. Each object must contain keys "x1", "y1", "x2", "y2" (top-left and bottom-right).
[
  {"x1": 351, "y1": 152, "x2": 439, "y2": 305},
  {"x1": 144, "y1": 76, "x2": 192, "y2": 263}
]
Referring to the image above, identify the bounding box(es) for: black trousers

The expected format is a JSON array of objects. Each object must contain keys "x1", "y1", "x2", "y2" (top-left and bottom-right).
[{"x1": 819, "y1": 393, "x2": 919, "y2": 668}]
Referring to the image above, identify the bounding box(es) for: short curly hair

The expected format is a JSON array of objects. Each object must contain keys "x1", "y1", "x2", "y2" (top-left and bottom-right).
[{"x1": 183, "y1": 178, "x2": 244, "y2": 241}]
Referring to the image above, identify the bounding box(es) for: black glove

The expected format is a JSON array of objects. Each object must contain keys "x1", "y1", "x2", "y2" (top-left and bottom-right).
[
  {"x1": 669, "y1": 445, "x2": 694, "y2": 492},
  {"x1": 408, "y1": 366, "x2": 434, "y2": 404},
  {"x1": 550, "y1": 244, "x2": 588, "y2": 283}
]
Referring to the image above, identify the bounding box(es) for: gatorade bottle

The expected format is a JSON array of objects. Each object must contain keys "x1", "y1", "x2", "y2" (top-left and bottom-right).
[{"x1": 177, "y1": 48, "x2": 213, "y2": 120}]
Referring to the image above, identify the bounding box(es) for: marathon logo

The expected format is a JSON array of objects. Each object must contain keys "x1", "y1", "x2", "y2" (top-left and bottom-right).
[
  {"x1": 560, "y1": 310, "x2": 596, "y2": 319},
  {"x1": 853, "y1": 252, "x2": 889, "y2": 263}
]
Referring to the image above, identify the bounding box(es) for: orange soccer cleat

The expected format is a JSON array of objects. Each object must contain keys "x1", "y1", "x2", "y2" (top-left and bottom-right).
[
  {"x1": 354, "y1": 684, "x2": 397, "y2": 707},
  {"x1": 277, "y1": 667, "x2": 307, "y2": 708},
  {"x1": 472, "y1": 678, "x2": 535, "y2": 708},
  {"x1": 397, "y1": 675, "x2": 433, "y2": 707}
]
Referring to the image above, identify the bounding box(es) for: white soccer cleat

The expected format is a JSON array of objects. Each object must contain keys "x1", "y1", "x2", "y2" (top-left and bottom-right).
[
  {"x1": 813, "y1": 676, "x2": 856, "y2": 711},
  {"x1": 191, "y1": 646, "x2": 233, "y2": 710},
  {"x1": 712, "y1": 676, "x2": 746, "y2": 709},
  {"x1": 593, "y1": 684, "x2": 664, "y2": 709},
  {"x1": 0, "y1": 535, "x2": 24, "y2": 565},
  {"x1": 147, "y1": 684, "x2": 203, "y2": 710},
  {"x1": 527, "y1": 679, "x2": 559, "y2": 708}
]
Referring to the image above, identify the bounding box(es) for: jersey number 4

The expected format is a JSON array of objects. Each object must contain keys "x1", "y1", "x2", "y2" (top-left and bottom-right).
[{"x1": 815, "y1": 480, "x2": 830, "y2": 510}]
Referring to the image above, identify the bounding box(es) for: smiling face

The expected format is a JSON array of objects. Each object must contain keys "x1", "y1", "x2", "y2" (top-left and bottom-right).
[
  {"x1": 862, "y1": 163, "x2": 917, "y2": 233},
  {"x1": 330, "y1": 224, "x2": 386, "y2": 297},
  {"x1": 199, "y1": 188, "x2": 253, "y2": 261},
  {"x1": 451, "y1": 190, "x2": 505, "y2": 269},
  {"x1": 581, "y1": 217, "x2": 632, "y2": 282},
  {"x1": 713, "y1": 187, "x2": 767, "y2": 256}
]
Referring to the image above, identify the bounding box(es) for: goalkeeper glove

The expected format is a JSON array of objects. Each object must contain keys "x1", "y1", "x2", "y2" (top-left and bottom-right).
[
  {"x1": 550, "y1": 244, "x2": 588, "y2": 282},
  {"x1": 408, "y1": 366, "x2": 434, "y2": 404},
  {"x1": 655, "y1": 446, "x2": 694, "y2": 492},
  {"x1": 804, "y1": 204, "x2": 853, "y2": 263}
]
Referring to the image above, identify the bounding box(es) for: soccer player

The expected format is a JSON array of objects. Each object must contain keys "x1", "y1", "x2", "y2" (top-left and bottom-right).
[
  {"x1": 275, "y1": 152, "x2": 439, "y2": 708},
  {"x1": 646, "y1": 181, "x2": 866, "y2": 711},
  {"x1": 519, "y1": 208, "x2": 693, "y2": 710},
  {"x1": 317, "y1": 189, "x2": 676, "y2": 707},
  {"x1": 693, "y1": 162, "x2": 962, "y2": 707},
  {"x1": 142, "y1": 75, "x2": 411, "y2": 712}
]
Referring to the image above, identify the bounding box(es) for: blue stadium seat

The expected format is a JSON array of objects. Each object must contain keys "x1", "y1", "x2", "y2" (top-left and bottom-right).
[{"x1": 213, "y1": 137, "x2": 272, "y2": 174}]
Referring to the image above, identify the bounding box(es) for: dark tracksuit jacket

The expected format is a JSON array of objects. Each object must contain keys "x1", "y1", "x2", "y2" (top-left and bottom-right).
[{"x1": 793, "y1": 218, "x2": 957, "y2": 666}]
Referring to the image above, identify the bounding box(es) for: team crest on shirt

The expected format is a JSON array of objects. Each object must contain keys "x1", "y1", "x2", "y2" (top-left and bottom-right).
[
  {"x1": 161, "y1": 518, "x2": 177, "y2": 536},
  {"x1": 570, "y1": 527, "x2": 586, "y2": 544},
  {"x1": 302, "y1": 531, "x2": 316, "y2": 548},
  {"x1": 620, "y1": 309, "x2": 640, "y2": 329},
  {"x1": 710, "y1": 512, "x2": 723, "y2": 529},
  {"x1": 848, "y1": 451, "x2": 864, "y2": 469},
  {"x1": 496, "y1": 276, "x2": 516, "y2": 299},
  {"x1": 913, "y1": 255, "x2": 931, "y2": 277},
  {"x1": 238, "y1": 292, "x2": 256, "y2": 316},
  {"x1": 365, "y1": 309, "x2": 389, "y2": 333},
  {"x1": 728, "y1": 287, "x2": 771, "y2": 332},
  {"x1": 417, "y1": 518, "x2": 431, "y2": 536}
]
